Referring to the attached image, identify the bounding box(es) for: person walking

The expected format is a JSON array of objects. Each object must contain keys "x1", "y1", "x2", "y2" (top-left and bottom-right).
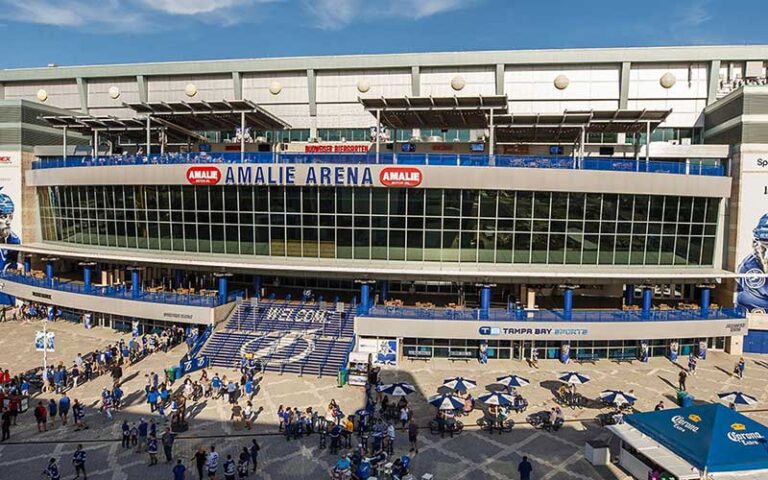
[
  {"x1": 173, "y1": 459, "x2": 187, "y2": 480},
  {"x1": 147, "y1": 434, "x2": 159, "y2": 466},
  {"x1": 58, "y1": 393, "x2": 70, "y2": 426},
  {"x1": 518, "y1": 455, "x2": 533, "y2": 480},
  {"x1": 72, "y1": 444, "x2": 87, "y2": 480},
  {"x1": 191, "y1": 447, "x2": 207, "y2": 480},
  {"x1": 47, "y1": 398, "x2": 58, "y2": 428},
  {"x1": 34, "y1": 401, "x2": 48, "y2": 432},
  {"x1": 43, "y1": 458, "x2": 61, "y2": 480},
  {"x1": 161, "y1": 427, "x2": 176, "y2": 463},
  {"x1": 737, "y1": 357, "x2": 746, "y2": 379},
  {"x1": 408, "y1": 417, "x2": 419, "y2": 454},
  {"x1": 678, "y1": 370, "x2": 687, "y2": 392},
  {"x1": 223, "y1": 454, "x2": 236, "y2": 480},
  {"x1": 249, "y1": 439, "x2": 260, "y2": 473},
  {"x1": 688, "y1": 354, "x2": 697, "y2": 376},
  {"x1": 205, "y1": 445, "x2": 219, "y2": 479},
  {"x1": 1, "y1": 407, "x2": 11, "y2": 442}
]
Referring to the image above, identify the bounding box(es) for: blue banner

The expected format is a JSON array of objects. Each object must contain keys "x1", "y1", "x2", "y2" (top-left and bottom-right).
[{"x1": 179, "y1": 355, "x2": 209, "y2": 375}]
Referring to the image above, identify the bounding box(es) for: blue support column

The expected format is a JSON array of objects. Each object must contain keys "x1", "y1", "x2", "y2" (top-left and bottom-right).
[
  {"x1": 360, "y1": 282, "x2": 371, "y2": 314},
  {"x1": 173, "y1": 269, "x2": 184, "y2": 289},
  {"x1": 624, "y1": 284, "x2": 634, "y2": 306},
  {"x1": 83, "y1": 264, "x2": 93, "y2": 293},
  {"x1": 23, "y1": 256, "x2": 31, "y2": 275},
  {"x1": 218, "y1": 275, "x2": 228, "y2": 306},
  {"x1": 480, "y1": 285, "x2": 492, "y2": 320},
  {"x1": 563, "y1": 286, "x2": 574, "y2": 321},
  {"x1": 45, "y1": 259, "x2": 55, "y2": 286},
  {"x1": 131, "y1": 269, "x2": 140, "y2": 299},
  {"x1": 641, "y1": 286, "x2": 653, "y2": 320},
  {"x1": 252, "y1": 275, "x2": 262, "y2": 299},
  {"x1": 700, "y1": 285, "x2": 711, "y2": 318},
  {"x1": 380, "y1": 280, "x2": 389, "y2": 304}
]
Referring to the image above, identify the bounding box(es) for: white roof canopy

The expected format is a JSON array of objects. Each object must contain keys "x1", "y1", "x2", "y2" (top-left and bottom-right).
[{"x1": 607, "y1": 423, "x2": 701, "y2": 480}]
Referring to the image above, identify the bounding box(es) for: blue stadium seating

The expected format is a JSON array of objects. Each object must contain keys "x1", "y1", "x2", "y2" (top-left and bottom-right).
[{"x1": 201, "y1": 300, "x2": 355, "y2": 377}]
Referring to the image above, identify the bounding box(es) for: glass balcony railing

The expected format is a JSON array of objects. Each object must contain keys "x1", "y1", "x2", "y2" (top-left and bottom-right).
[
  {"x1": 31, "y1": 152, "x2": 726, "y2": 176},
  {"x1": 0, "y1": 270, "x2": 242, "y2": 308},
  {"x1": 364, "y1": 305, "x2": 746, "y2": 322}
]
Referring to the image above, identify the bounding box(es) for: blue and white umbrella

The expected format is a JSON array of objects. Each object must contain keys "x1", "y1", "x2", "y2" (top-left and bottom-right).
[
  {"x1": 496, "y1": 374, "x2": 530, "y2": 389},
  {"x1": 718, "y1": 391, "x2": 758, "y2": 406},
  {"x1": 478, "y1": 392, "x2": 515, "y2": 406},
  {"x1": 559, "y1": 372, "x2": 590, "y2": 385},
  {"x1": 600, "y1": 390, "x2": 637, "y2": 406},
  {"x1": 429, "y1": 393, "x2": 465, "y2": 410},
  {"x1": 376, "y1": 382, "x2": 416, "y2": 397},
  {"x1": 443, "y1": 377, "x2": 477, "y2": 392}
]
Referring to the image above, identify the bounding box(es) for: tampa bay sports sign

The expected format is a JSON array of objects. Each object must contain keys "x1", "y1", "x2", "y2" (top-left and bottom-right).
[{"x1": 185, "y1": 165, "x2": 422, "y2": 188}]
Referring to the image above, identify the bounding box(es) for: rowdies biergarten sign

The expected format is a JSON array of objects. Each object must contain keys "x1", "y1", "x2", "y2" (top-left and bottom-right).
[{"x1": 185, "y1": 165, "x2": 423, "y2": 187}]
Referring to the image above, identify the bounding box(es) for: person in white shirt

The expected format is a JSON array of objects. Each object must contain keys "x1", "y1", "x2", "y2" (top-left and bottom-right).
[{"x1": 206, "y1": 445, "x2": 219, "y2": 478}]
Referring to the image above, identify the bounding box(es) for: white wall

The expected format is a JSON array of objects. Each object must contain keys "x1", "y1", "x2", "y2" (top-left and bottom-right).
[
  {"x1": 242, "y1": 72, "x2": 310, "y2": 129},
  {"x1": 4, "y1": 80, "x2": 81, "y2": 110},
  {"x1": 627, "y1": 63, "x2": 709, "y2": 127},
  {"x1": 504, "y1": 64, "x2": 620, "y2": 113},
  {"x1": 87, "y1": 77, "x2": 140, "y2": 117},
  {"x1": 421, "y1": 66, "x2": 495, "y2": 97},
  {"x1": 148, "y1": 74, "x2": 233, "y2": 102}
]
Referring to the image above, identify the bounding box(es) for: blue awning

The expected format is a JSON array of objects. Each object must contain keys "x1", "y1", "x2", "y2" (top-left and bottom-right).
[{"x1": 625, "y1": 403, "x2": 768, "y2": 473}]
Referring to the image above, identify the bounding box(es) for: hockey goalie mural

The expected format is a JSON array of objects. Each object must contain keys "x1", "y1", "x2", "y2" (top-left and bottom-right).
[
  {"x1": 0, "y1": 151, "x2": 23, "y2": 306},
  {"x1": 735, "y1": 153, "x2": 768, "y2": 313}
]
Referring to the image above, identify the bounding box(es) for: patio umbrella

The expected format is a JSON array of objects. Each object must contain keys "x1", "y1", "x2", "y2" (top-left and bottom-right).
[
  {"x1": 558, "y1": 372, "x2": 590, "y2": 385},
  {"x1": 478, "y1": 392, "x2": 515, "y2": 406},
  {"x1": 718, "y1": 391, "x2": 758, "y2": 406},
  {"x1": 443, "y1": 377, "x2": 477, "y2": 392},
  {"x1": 495, "y1": 374, "x2": 530, "y2": 389},
  {"x1": 429, "y1": 393, "x2": 465, "y2": 410},
  {"x1": 376, "y1": 382, "x2": 416, "y2": 397},
  {"x1": 599, "y1": 390, "x2": 637, "y2": 406}
]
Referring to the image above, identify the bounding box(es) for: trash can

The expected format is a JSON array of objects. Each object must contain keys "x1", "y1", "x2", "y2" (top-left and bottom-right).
[
  {"x1": 676, "y1": 390, "x2": 687, "y2": 407},
  {"x1": 682, "y1": 393, "x2": 694, "y2": 408},
  {"x1": 165, "y1": 367, "x2": 176, "y2": 383},
  {"x1": 337, "y1": 368, "x2": 348, "y2": 387}
]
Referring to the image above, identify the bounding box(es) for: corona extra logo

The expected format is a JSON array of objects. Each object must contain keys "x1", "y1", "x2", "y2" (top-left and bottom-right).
[
  {"x1": 379, "y1": 167, "x2": 422, "y2": 187},
  {"x1": 186, "y1": 166, "x2": 221, "y2": 185}
]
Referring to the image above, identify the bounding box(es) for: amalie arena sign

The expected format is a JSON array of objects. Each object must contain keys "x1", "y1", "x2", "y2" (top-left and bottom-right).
[{"x1": 186, "y1": 165, "x2": 422, "y2": 188}]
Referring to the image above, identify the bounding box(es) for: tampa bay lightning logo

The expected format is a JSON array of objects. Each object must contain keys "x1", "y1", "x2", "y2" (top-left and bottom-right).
[
  {"x1": 239, "y1": 330, "x2": 316, "y2": 366},
  {"x1": 745, "y1": 268, "x2": 766, "y2": 289}
]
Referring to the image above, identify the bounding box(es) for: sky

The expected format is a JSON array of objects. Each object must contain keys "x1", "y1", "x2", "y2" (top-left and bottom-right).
[{"x1": 0, "y1": 0, "x2": 765, "y2": 69}]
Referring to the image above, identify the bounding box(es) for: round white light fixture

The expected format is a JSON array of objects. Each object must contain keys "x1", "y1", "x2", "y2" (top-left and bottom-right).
[
  {"x1": 357, "y1": 79, "x2": 371, "y2": 93},
  {"x1": 660, "y1": 72, "x2": 677, "y2": 89},
  {"x1": 184, "y1": 83, "x2": 198, "y2": 97},
  {"x1": 36, "y1": 89, "x2": 48, "y2": 102},
  {"x1": 108, "y1": 86, "x2": 121, "y2": 99},
  {"x1": 450, "y1": 75, "x2": 466, "y2": 91},
  {"x1": 554, "y1": 74, "x2": 570, "y2": 90},
  {"x1": 269, "y1": 81, "x2": 282, "y2": 95}
]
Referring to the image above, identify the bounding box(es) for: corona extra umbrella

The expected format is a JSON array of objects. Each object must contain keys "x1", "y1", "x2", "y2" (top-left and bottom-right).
[
  {"x1": 558, "y1": 372, "x2": 590, "y2": 385},
  {"x1": 718, "y1": 391, "x2": 758, "y2": 406},
  {"x1": 376, "y1": 383, "x2": 416, "y2": 397},
  {"x1": 600, "y1": 390, "x2": 637, "y2": 406},
  {"x1": 442, "y1": 377, "x2": 477, "y2": 392},
  {"x1": 428, "y1": 393, "x2": 465, "y2": 410},
  {"x1": 478, "y1": 392, "x2": 515, "y2": 406},
  {"x1": 495, "y1": 374, "x2": 530, "y2": 389}
]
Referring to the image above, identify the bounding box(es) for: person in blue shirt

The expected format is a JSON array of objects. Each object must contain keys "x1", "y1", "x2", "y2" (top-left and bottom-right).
[
  {"x1": 244, "y1": 378, "x2": 254, "y2": 401},
  {"x1": 518, "y1": 455, "x2": 533, "y2": 480},
  {"x1": 223, "y1": 454, "x2": 236, "y2": 480},
  {"x1": 112, "y1": 386, "x2": 123, "y2": 410},
  {"x1": 211, "y1": 374, "x2": 222, "y2": 399},
  {"x1": 72, "y1": 444, "x2": 86, "y2": 480},
  {"x1": 147, "y1": 434, "x2": 159, "y2": 466},
  {"x1": 172, "y1": 459, "x2": 186, "y2": 480},
  {"x1": 356, "y1": 458, "x2": 372, "y2": 480},
  {"x1": 137, "y1": 419, "x2": 148, "y2": 452},
  {"x1": 148, "y1": 389, "x2": 159, "y2": 412},
  {"x1": 58, "y1": 394, "x2": 70, "y2": 426},
  {"x1": 47, "y1": 399, "x2": 58, "y2": 428},
  {"x1": 43, "y1": 458, "x2": 61, "y2": 480}
]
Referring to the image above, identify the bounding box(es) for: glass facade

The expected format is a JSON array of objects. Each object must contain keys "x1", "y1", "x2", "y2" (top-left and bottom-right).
[{"x1": 40, "y1": 186, "x2": 719, "y2": 266}]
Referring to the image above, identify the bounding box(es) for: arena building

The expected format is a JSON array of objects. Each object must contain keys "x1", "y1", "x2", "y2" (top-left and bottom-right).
[{"x1": 0, "y1": 45, "x2": 767, "y2": 373}]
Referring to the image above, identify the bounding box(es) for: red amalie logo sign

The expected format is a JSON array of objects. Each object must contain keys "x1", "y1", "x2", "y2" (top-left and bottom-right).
[
  {"x1": 379, "y1": 167, "x2": 422, "y2": 187},
  {"x1": 0, "y1": 156, "x2": 12, "y2": 163},
  {"x1": 186, "y1": 166, "x2": 221, "y2": 185}
]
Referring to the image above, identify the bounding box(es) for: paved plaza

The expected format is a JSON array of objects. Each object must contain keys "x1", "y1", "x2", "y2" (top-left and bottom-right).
[{"x1": 1, "y1": 319, "x2": 768, "y2": 479}]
